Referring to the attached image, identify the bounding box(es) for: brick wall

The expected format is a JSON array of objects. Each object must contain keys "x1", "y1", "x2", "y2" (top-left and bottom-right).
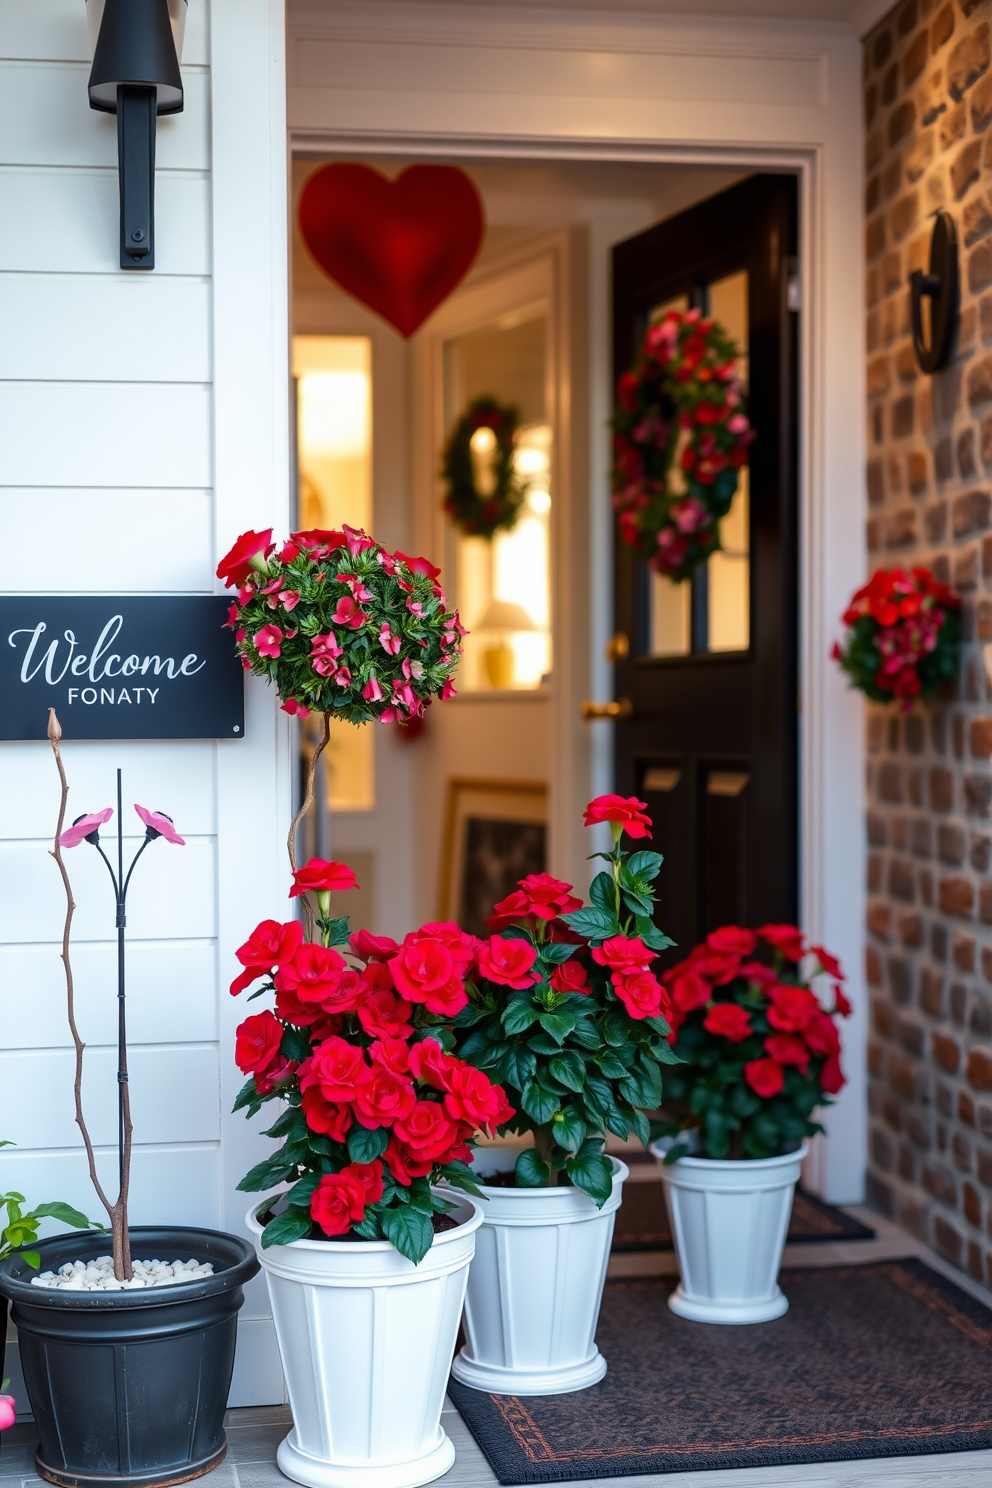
[{"x1": 864, "y1": 0, "x2": 992, "y2": 1289}]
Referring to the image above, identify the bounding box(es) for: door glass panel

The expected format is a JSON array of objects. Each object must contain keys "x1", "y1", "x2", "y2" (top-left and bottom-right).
[
  {"x1": 444, "y1": 314, "x2": 552, "y2": 691},
  {"x1": 292, "y1": 334, "x2": 374, "y2": 811},
  {"x1": 706, "y1": 269, "x2": 749, "y2": 654},
  {"x1": 649, "y1": 573, "x2": 691, "y2": 656}
]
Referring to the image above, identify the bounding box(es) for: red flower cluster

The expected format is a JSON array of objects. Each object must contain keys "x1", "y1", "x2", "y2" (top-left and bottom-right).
[
  {"x1": 833, "y1": 566, "x2": 960, "y2": 705},
  {"x1": 486, "y1": 873, "x2": 582, "y2": 932},
  {"x1": 582, "y1": 794, "x2": 653, "y2": 839},
  {"x1": 611, "y1": 309, "x2": 753, "y2": 581},
  {"x1": 590, "y1": 934, "x2": 671, "y2": 1021},
  {"x1": 663, "y1": 924, "x2": 850, "y2": 1099}
]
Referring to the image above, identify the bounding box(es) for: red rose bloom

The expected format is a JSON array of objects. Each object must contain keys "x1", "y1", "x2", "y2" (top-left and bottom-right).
[
  {"x1": 582, "y1": 793, "x2": 653, "y2": 839},
  {"x1": 393, "y1": 1101, "x2": 459, "y2": 1161},
  {"x1": 667, "y1": 966, "x2": 711, "y2": 1013},
  {"x1": 758, "y1": 923, "x2": 805, "y2": 961},
  {"x1": 414, "y1": 921, "x2": 479, "y2": 974},
  {"x1": 290, "y1": 858, "x2": 359, "y2": 898},
  {"x1": 254, "y1": 1057, "x2": 297, "y2": 1096},
  {"x1": 485, "y1": 889, "x2": 531, "y2": 932},
  {"x1": 301, "y1": 1088, "x2": 352, "y2": 1141},
  {"x1": 764, "y1": 1033, "x2": 811, "y2": 1072},
  {"x1": 477, "y1": 935, "x2": 541, "y2": 989},
  {"x1": 487, "y1": 874, "x2": 583, "y2": 931},
  {"x1": 350, "y1": 928, "x2": 400, "y2": 962},
  {"x1": 408, "y1": 1037, "x2": 458, "y2": 1090},
  {"x1": 766, "y1": 983, "x2": 819, "y2": 1033},
  {"x1": 368, "y1": 1037, "x2": 411, "y2": 1077},
  {"x1": 706, "y1": 926, "x2": 756, "y2": 956},
  {"x1": 809, "y1": 944, "x2": 844, "y2": 980},
  {"x1": 343, "y1": 1160, "x2": 384, "y2": 1205},
  {"x1": 703, "y1": 1001, "x2": 753, "y2": 1042},
  {"x1": 310, "y1": 1171, "x2": 367, "y2": 1237},
  {"x1": 230, "y1": 918, "x2": 304, "y2": 996},
  {"x1": 613, "y1": 969, "x2": 667, "y2": 1020},
  {"x1": 234, "y1": 1010, "x2": 283, "y2": 1075},
  {"x1": 216, "y1": 528, "x2": 274, "y2": 587},
  {"x1": 591, "y1": 935, "x2": 654, "y2": 975},
  {"x1": 820, "y1": 1053, "x2": 845, "y2": 1094},
  {"x1": 442, "y1": 1064, "x2": 504, "y2": 1127},
  {"x1": 744, "y1": 1057, "x2": 785, "y2": 1098},
  {"x1": 383, "y1": 1135, "x2": 434, "y2": 1185},
  {"x1": 301, "y1": 1036, "x2": 370, "y2": 1101},
  {"x1": 833, "y1": 985, "x2": 853, "y2": 1018},
  {"x1": 390, "y1": 934, "x2": 467, "y2": 1016},
  {"x1": 353, "y1": 1068, "x2": 416, "y2": 1128},
  {"x1": 357, "y1": 989, "x2": 414, "y2": 1040},
  {"x1": 550, "y1": 960, "x2": 589, "y2": 995},
  {"x1": 803, "y1": 1009, "x2": 841, "y2": 1057},
  {"x1": 274, "y1": 943, "x2": 357, "y2": 1008}
]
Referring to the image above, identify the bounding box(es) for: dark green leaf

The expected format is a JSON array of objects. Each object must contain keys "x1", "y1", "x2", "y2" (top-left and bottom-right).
[
  {"x1": 549, "y1": 1049, "x2": 585, "y2": 1092},
  {"x1": 284, "y1": 1173, "x2": 320, "y2": 1209},
  {"x1": 514, "y1": 1148, "x2": 551, "y2": 1186},
  {"x1": 600, "y1": 1005, "x2": 630, "y2": 1047},
  {"x1": 621, "y1": 888, "x2": 654, "y2": 917},
  {"x1": 236, "y1": 1150, "x2": 296, "y2": 1193},
  {"x1": 262, "y1": 1104, "x2": 306, "y2": 1140},
  {"x1": 503, "y1": 999, "x2": 539, "y2": 1035},
  {"x1": 232, "y1": 1075, "x2": 262, "y2": 1113},
  {"x1": 521, "y1": 1079, "x2": 561, "y2": 1125},
  {"x1": 570, "y1": 1016, "x2": 602, "y2": 1050},
  {"x1": 635, "y1": 916, "x2": 675, "y2": 951},
  {"x1": 596, "y1": 1050, "x2": 631, "y2": 1079},
  {"x1": 440, "y1": 1161, "x2": 484, "y2": 1198},
  {"x1": 538, "y1": 1009, "x2": 576, "y2": 1043},
  {"x1": 347, "y1": 1125, "x2": 389, "y2": 1163},
  {"x1": 565, "y1": 1150, "x2": 613, "y2": 1206},
  {"x1": 320, "y1": 915, "x2": 351, "y2": 947},
  {"x1": 538, "y1": 942, "x2": 578, "y2": 964},
  {"x1": 260, "y1": 1209, "x2": 313, "y2": 1248},
  {"x1": 28, "y1": 1202, "x2": 96, "y2": 1231},
  {"x1": 352, "y1": 1213, "x2": 383, "y2": 1239},
  {"x1": 280, "y1": 1026, "x2": 311, "y2": 1063},
  {"x1": 381, "y1": 1204, "x2": 433, "y2": 1265},
  {"x1": 626, "y1": 851, "x2": 663, "y2": 881},
  {"x1": 501, "y1": 1045, "x2": 537, "y2": 1090},
  {"x1": 589, "y1": 872, "x2": 617, "y2": 912},
  {"x1": 562, "y1": 907, "x2": 620, "y2": 941},
  {"x1": 551, "y1": 1104, "x2": 586, "y2": 1153}
]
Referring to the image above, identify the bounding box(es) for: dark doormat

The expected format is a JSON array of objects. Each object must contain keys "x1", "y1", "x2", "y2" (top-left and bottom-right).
[
  {"x1": 612, "y1": 1178, "x2": 874, "y2": 1252},
  {"x1": 447, "y1": 1259, "x2": 992, "y2": 1483}
]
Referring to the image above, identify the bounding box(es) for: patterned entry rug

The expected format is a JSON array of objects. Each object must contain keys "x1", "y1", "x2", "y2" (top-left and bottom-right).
[
  {"x1": 448, "y1": 1260, "x2": 992, "y2": 1482},
  {"x1": 611, "y1": 1178, "x2": 874, "y2": 1252}
]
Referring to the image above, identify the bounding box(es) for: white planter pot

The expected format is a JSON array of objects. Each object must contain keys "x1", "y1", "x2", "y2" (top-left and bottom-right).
[
  {"x1": 650, "y1": 1141, "x2": 808, "y2": 1324},
  {"x1": 450, "y1": 1156, "x2": 627, "y2": 1396},
  {"x1": 247, "y1": 1194, "x2": 482, "y2": 1488}
]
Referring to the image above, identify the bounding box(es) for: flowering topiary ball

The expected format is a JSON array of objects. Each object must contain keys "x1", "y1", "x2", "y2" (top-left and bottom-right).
[{"x1": 216, "y1": 525, "x2": 465, "y2": 724}]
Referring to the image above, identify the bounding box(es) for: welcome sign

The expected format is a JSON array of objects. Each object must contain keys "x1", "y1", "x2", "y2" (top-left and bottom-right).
[{"x1": 1, "y1": 597, "x2": 245, "y2": 740}]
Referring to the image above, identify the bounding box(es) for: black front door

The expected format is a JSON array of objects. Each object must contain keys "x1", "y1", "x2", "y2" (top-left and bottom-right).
[{"x1": 611, "y1": 174, "x2": 799, "y2": 961}]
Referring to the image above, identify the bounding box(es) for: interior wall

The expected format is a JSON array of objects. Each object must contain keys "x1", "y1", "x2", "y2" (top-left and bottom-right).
[
  {"x1": 862, "y1": 0, "x2": 992, "y2": 1292},
  {"x1": 0, "y1": 0, "x2": 292, "y2": 1407}
]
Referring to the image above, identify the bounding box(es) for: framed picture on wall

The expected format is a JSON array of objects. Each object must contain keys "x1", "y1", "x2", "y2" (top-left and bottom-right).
[{"x1": 438, "y1": 777, "x2": 548, "y2": 936}]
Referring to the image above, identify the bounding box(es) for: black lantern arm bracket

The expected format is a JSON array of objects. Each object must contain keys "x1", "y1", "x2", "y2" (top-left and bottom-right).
[
  {"x1": 910, "y1": 209, "x2": 959, "y2": 374},
  {"x1": 86, "y1": 0, "x2": 185, "y2": 271}
]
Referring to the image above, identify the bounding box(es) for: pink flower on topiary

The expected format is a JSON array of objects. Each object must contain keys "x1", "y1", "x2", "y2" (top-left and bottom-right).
[
  {"x1": 0, "y1": 1396, "x2": 16, "y2": 1432},
  {"x1": 254, "y1": 624, "x2": 283, "y2": 659}
]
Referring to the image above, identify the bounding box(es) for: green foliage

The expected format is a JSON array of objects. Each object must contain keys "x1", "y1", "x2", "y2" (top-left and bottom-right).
[
  {"x1": 454, "y1": 836, "x2": 677, "y2": 1207},
  {"x1": 1, "y1": 1148, "x2": 100, "y2": 1269}
]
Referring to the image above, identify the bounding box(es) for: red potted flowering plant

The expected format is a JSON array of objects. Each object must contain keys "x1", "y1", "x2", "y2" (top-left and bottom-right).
[
  {"x1": 446, "y1": 794, "x2": 678, "y2": 1397},
  {"x1": 648, "y1": 923, "x2": 850, "y2": 1326},
  {"x1": 231, "y1": 856, "x2": 513, "y2": 1488},
  {"x1": 831, "y1": 565, "x2": 960, "y2": 706}
]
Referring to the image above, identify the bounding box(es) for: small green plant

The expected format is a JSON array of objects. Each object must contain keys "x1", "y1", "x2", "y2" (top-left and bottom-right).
[{"x1": 1, "y1": 1140, "x2": 97, "y2": 1270}]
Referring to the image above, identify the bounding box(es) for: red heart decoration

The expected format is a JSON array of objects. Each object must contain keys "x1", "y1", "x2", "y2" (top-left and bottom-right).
[{"x1": 299, "y1": 164, "x2": 485, "y2": 338}]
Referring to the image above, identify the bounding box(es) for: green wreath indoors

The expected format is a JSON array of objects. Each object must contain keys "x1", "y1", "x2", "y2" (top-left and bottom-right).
[{"x1": 441, "y1": 396, "x2": 526, "y2": 539}]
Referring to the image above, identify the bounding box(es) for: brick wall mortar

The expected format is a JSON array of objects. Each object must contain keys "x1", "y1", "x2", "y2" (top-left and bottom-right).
[{"x1": 865, "y1": 0, "x2": 992, "y2": 1292}]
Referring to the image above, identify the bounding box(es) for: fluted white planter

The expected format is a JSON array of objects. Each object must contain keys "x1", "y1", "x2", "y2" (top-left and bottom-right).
[
  {"x1": 450, "y1": 1156, "x2": 627, "y2": 1395},
  {"x1": 650, "y1": 1141, "x2": 807, "y2": 1324},
  {"x1": 247, "y1": 1194, "x2": 482, "y2": 1488}
]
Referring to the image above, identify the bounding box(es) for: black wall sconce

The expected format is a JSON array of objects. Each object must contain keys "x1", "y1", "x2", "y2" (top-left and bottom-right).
[
  {"x1": 86, "y1": 0, "x2": 187, "y2": 270},
  {"x1": 910, "y1": 210, "x2": 959, "y2": 374}
]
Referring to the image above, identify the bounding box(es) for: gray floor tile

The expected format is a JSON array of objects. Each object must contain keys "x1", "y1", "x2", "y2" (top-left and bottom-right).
[
  {"x1": 226, "y1": 1423, "x2": 289, "y2": 1465},
  {"x1": 233, "y1": 1457, "x2": 292, "y2": 1488},
  {"x1": 225, "y1": 1406, "x2": 292, "y2": 1429}
]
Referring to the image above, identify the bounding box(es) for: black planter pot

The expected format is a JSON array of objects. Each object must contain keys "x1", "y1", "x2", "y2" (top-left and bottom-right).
[{"x1": 0, "y1": 1226, "x2": 259, "y2": 1488}]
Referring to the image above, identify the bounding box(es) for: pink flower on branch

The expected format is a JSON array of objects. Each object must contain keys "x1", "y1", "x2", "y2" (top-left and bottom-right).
[{"x1": 134, "y1": 805, "x2": 185, "y2": 845}]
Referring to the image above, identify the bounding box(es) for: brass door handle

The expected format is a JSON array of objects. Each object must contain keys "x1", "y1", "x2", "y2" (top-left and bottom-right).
[{"x1": 580, "y1": 697, "x2": 633, "y2": 721}]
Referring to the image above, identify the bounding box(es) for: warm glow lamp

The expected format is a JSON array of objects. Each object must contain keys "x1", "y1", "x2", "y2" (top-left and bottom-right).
[
  {"x1": 85, "y1": 0, "x2": 187, "y2": 270},
  {"x1": 476, "y1": 598, "x2": 536, "y2": 690}
]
